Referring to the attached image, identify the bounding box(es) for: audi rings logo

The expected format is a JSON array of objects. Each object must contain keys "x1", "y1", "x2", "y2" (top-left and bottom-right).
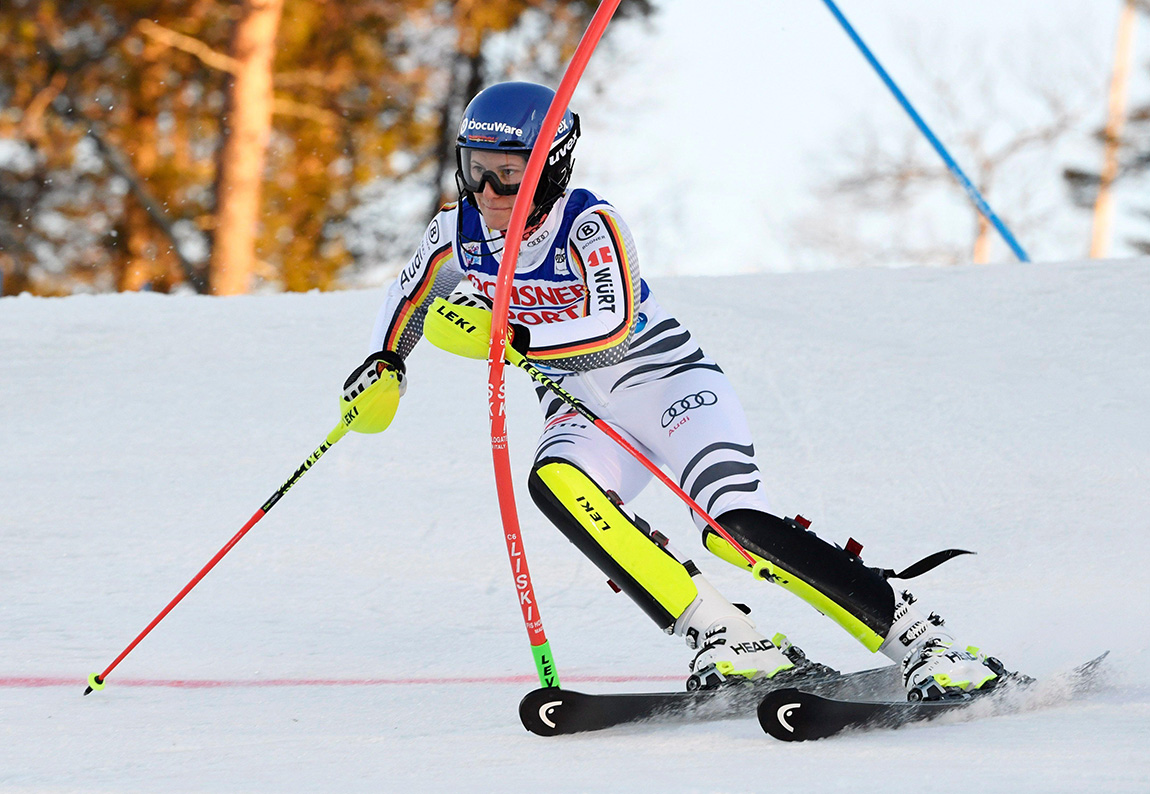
[{"x1": 661, "y1": 390, "x2": 718, "y2": 427}]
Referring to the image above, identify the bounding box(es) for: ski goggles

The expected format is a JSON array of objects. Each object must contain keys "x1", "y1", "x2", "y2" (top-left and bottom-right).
[{"x1": 458, "y1": 148, "x2": 528, "y2": 196}]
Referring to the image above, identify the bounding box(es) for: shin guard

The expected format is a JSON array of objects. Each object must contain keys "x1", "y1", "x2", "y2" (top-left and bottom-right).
[
  {"x1": 528, "y1": 458, "x2": 699, "y2": 631},
  {"x1": 705, "y1": 509, "x2": 896, "y2": 651}
]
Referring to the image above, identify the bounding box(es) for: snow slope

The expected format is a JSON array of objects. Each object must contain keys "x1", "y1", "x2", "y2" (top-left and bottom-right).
[{"x1": 2, "y1": 259, "x2": 1148, "y2": 792}]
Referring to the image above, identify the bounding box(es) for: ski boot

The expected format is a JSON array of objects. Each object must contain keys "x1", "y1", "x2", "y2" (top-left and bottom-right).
[
  {"x1": 678, "y1": 575, "x2": 834, "y2": 690},
  {"x1": 882, "y1": 590, "x2": 1005, "y2": 701}
]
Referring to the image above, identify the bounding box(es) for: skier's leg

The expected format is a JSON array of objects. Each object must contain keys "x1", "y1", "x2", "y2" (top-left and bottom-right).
[
  {"x1": 703, "y1": 510, "x2": 895, "y2": 650},
  {"x1": 594, "y1": 324, "x2": 1000, "y2": 700},
  {"x1": 704, "y1": 511, "x2": 1002, "y2": 699},
  {"x1": 527, "y1": 454, "x2": 813, "y2": 688},
  {"x1": 525, "y1": 308, "x2": 831, "y2": 687}
]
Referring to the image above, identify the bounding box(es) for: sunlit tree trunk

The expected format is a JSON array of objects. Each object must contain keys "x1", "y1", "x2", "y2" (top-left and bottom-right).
[
  {"x1": 1090, "y1": 0, "x2": 1138, "y2": 260},
  {"x1": 972, "y1": 212, "x2": 992, "y2": 264},
  {"x1": 210, "y1": 0, "x2": 284, "y2": 295}
]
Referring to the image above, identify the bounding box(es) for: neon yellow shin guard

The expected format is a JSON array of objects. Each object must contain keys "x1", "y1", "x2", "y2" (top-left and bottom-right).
[
  {"x1": 528, "y1": 458, "x2": 699, "y2": 630},
  {"x1": 702, "y1": 511, "x2": 894, "y2": 652}
]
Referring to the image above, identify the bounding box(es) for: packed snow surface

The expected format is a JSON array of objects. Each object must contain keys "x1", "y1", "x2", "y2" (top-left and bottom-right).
[{"x1": 2, "y1": 259, "x2": 1148, "y2": 792}]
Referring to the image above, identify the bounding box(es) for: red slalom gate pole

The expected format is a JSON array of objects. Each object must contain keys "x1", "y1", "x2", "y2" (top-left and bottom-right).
[{"x1": 485, "y1": 0, "x2": 622, "y2": 689}]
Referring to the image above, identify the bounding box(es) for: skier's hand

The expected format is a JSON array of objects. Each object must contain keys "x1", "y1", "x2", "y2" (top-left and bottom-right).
[
  {"x1": 423, "y1": 294, "x2": 530, "y2": 361},
  {"x1": 452, "y1": 288, "x2": 530, "y2": 354},
  {"x1": 440, "y1": 281, "x2": 531, "y2": 353},
  {"x1": 508, "y1": 322, "x2": 530, "y2": 357},
  {"x1": 343, "y1": 350, "x2": 406, "y2": 402}
]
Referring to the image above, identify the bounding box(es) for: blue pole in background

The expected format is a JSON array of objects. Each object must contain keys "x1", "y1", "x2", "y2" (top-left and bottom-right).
[{"x1": 820, "y1": 0, "x2": 1031, "y2": 262}]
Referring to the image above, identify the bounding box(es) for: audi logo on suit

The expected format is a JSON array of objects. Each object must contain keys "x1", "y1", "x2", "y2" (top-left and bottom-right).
[{"x1": 661, "y1": 391, "x2": 719, "y2": 427}]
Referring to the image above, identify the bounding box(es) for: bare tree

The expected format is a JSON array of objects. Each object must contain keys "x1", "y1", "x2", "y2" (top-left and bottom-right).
[
  {"x1": 1088, "y1": 0, "x2": 1140, "y2": 258},
  {"x1": 1064, "y1": 0, "x2": 1150, "y2": 256},
  {"x1": 794, "y1": 21, "x2": 1102, "y2": 267}
]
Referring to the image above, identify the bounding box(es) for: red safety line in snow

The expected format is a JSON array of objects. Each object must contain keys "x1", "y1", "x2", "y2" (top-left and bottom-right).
[{"x1": 3, "y1": 673, "x2": 682, "y2": 689}]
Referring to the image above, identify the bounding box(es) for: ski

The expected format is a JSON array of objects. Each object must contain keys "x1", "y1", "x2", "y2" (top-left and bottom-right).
[
  {"x1": 519, "y1": 663, "x2": 903, "y2": 736},
  {"x1": 758, "y1": 651, "x2": 1109, "y2": 742}
]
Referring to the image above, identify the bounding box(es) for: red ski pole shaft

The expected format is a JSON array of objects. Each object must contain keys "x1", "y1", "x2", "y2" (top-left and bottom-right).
[{"x1": 84, "y1": 420, "x2": 350, "y2": 695}]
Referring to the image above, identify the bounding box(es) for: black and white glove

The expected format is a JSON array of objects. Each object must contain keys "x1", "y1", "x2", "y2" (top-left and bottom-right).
[
  {"x1": 449, "y1": 289, "x2": 493, "y2": 311},
  {"x1": 343, "y1": 350, "x2": 406, "y2": 402}
]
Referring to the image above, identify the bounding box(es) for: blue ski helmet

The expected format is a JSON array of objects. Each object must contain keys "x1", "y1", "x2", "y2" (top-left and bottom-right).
[{"x1": 455, "y1": 82, "x2": 580, "y2": 222}]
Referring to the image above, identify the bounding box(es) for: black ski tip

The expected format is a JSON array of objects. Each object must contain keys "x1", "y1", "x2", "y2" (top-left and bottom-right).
[
  {"x1": 758, "y1": 688, "x2": 821, "y2": 741},
  {"x1": 519, "y1": 686, "x2": 569, "y2": 736},
  {"x1": 83, "y1": 686, "x2": 92, "y2": 696},
  {"x1": 520, "y1": 686, "x2": 670, "y2": 735},
  {"x1": 760, "y1": 686, "x2": 994, "y2": 741}
]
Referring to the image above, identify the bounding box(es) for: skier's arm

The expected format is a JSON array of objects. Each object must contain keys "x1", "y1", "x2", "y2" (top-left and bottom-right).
[
  {"x1": 368, "y1": 208, "x2": 464, "y2": 359},
  {"x1": 522, "y1": 206, "x2": 641, "y2": 371}
]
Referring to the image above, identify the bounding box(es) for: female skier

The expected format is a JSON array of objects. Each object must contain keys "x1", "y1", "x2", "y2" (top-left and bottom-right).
[{"x1": 343, "y1": 81, "x2": 1004, "y2": 700}]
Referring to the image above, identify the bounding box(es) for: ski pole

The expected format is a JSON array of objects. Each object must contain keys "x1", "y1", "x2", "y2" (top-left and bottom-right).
[{"x1": 84, "y1": 372, "x2": 401, "y2": 695}]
